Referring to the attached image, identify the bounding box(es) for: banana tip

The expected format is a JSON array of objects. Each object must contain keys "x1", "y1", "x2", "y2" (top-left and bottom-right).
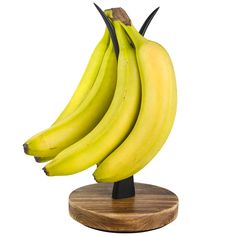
[
  {"x1": 34, "y1": 156, "x2": 41, "y2": 163},
  {"x1": 93, "y1": 173, "x2": 100, "y2": 183},
  {"x1": 23, "y1": 143, "x2": 28, "y2": 154},
  {"x1": 42, "y1": 167, "x2": 49, "y2": 176}
]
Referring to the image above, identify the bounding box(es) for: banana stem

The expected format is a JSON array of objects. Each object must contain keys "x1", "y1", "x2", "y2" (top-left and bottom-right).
[
  {"x1": 108, "y1": 8, "x2": 131, "y2": 26},
  {"x1": 121, "y1": 23, "x2": 146, "y2": 47},
  {"x1": 113, "y1": 21, "x2": 131, "y2": 49}
]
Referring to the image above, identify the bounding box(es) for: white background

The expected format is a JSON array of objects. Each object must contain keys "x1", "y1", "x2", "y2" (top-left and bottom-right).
[{"x1": 0, "y1": 0, "x2": 236, "y2": 235}]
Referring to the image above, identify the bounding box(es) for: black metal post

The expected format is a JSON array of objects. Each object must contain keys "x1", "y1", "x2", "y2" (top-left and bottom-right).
[{"x1": 112, "y1": 176, "x2": 135, "y2": 199}]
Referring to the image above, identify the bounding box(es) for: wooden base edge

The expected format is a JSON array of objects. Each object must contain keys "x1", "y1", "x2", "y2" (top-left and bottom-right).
[{"x1": 69, "y1": 183, "x2": 178, "y2": 232}]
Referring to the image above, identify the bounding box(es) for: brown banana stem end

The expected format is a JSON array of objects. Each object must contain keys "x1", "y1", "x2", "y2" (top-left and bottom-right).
[{"x1": 107, "y1": 7, "x2": 131, "y2": 26}]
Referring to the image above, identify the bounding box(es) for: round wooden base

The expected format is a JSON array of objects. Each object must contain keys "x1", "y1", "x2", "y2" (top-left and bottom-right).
[{"x1": 69, "y1": 183, "x2": 178, "y2": 232}]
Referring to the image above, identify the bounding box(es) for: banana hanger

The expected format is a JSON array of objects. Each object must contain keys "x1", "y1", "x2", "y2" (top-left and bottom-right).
[{"x1": 94, "y1": 3, "x2": 159, "y2": 199}]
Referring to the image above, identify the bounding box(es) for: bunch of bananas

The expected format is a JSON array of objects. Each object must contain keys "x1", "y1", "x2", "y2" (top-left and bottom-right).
[{"x1": 23, "y1": 7, "x2": 177, "y2": 183}]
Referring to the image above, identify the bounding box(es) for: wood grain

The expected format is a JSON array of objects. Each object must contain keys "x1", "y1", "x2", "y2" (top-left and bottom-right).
[{"x1": 69, "y1": 183, "x2": 178, "y2": 232}]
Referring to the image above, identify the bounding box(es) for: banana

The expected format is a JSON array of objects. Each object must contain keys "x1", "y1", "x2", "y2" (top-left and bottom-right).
[
  {"x1": 93, "y1": 22, "x2": 177, "y2": 182},
  {"x1": 43, "y1": 22, "x2": 141, "y2": 176},
  {"x1": 52, "y1": 29, "x2": 110, "y2": 125},
  {"x1": 23, "y1": 40, "x2": 117, "y2": 158},
  {"x1": 29, "y1": 29, "x2": 110, "y2": 162}
]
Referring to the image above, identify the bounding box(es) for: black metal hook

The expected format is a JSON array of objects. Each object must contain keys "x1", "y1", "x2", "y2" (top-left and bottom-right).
[
  {"x1": 139, "y1": 7, "x2": 160, "y2": 35},
  {"x1": 94, "y1": 3, "x2": 119, "y2": 58}
]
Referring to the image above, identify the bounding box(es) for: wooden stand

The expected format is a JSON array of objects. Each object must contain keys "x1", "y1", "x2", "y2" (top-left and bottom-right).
[{"x1": 69, "y1": 183, "x2": 178, "y2": 232}]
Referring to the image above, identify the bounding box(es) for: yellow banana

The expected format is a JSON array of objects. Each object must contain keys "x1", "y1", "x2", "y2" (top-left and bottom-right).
[
  {"x1": 28, "y1": 29, "x2": 110, "y2": 162},
  {"x1": 52, "y1": 29, "x2": 110, "y2": 125},
  {"x1": 23, "y1": 40, "x2": 117, "y2": 158},
  {"x1": 93, "y1": 22, "x2": 177, "y2": 182},
  {"x1": 43, "y1": 22, "x2": 141, "y2": 176}
]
